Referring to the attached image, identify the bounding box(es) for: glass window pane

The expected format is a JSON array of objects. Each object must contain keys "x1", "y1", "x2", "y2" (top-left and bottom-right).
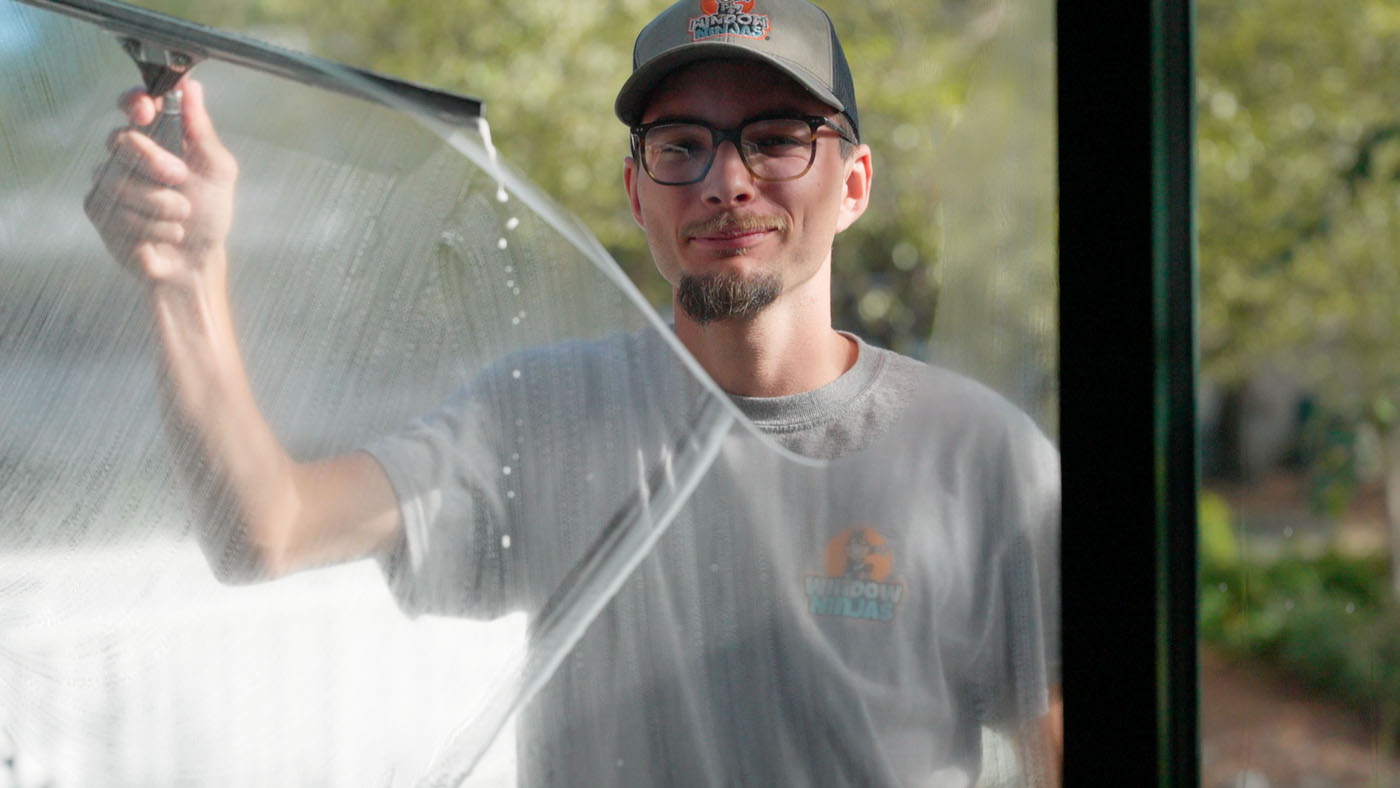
[
  {"x1": 0, "y1": 0, "x2": 1059, "y2": 784},
  {"x1": 1198, "y1": 0, "x2": 1400, "y2": 783}
]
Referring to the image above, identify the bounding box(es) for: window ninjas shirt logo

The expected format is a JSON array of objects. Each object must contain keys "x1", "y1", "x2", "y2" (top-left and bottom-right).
[
  {"x1": 805, "y1": 527, "x2": 905, "y2": 623},
  {"x1": 689, "y1": 0, "x2": 771, "y2": 41}
]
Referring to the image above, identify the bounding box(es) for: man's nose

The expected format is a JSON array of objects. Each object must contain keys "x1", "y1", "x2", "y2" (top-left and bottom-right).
[{"x1": 701, "y1": 140, "x2": 756, "y2": 205}]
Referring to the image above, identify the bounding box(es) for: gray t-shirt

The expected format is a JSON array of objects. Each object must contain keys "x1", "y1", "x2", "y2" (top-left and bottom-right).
[
  {"x1": 366, "y1": 329, "x2": 1059, "y2": 786},
  {"x1": 728, "y1": 331, "x2": 927, "y2": 459}
]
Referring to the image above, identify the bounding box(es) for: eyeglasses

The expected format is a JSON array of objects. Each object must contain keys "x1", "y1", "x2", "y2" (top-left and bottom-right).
[{"x1": 630, "y1": 114, "x2": 857, "y2": 186}]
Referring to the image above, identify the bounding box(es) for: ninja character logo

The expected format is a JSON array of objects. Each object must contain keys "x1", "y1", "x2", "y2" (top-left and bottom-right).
[
  {"x1": 843, "y1": 527, "x2": 883, "y2": 580},
  {"x1": 805, "y1": 526, "x2": 905, "y2": 623},
  {"x1": 689, "y1": 0, "x2": 771, "y2": 41}
]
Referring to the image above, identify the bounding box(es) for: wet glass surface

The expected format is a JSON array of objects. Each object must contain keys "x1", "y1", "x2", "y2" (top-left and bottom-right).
[{"x1": 0, "y1": 1, "x2": 1059, "y2": 785}]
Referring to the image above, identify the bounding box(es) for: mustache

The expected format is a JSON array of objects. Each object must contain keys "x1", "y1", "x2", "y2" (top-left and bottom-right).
[{"x1": 682, "y1": 212, "x2": 789, "y2": 238}]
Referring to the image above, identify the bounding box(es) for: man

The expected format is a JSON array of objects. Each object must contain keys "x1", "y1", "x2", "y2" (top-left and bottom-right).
[{"x1": 87, "y1": 0, "x2": 1061, "y2": 783}]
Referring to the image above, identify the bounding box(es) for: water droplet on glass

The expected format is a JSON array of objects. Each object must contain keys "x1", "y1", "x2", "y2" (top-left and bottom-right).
[
  {"x1": 506, "y1": 217, "x2": 520, "y2": 231},
  {"x1": 511, "y1": 452, "x2": 520, "y2": 461},
  {"x1": 506, "y1": 280, "x2": 515, "y2": 288},
  {"x1": 513, "y1": 288, "x2": 521, "y2": 295},
  {"x1": 512, "y1": 369, "x2": 522, "y2": 379},
  {"x1": 497, "y1": 238, "x2": 508, "y2": 250},
  {"x1": 507, "y1": 490, "x2": 516, "y2": 499},
  {"x1": 512, "y1": 317, "x2": 521, "y2": 325},
  {"x1": 504, "y1": 265, "x2": 513, "y2": 274},
  {"x1": 1346, "y1": 602, "x2": 1356, "y2": 614},
  {"x1": 501, "y1": 534, "x2": 512, "y2": 549},
  {"x1": 475, "y1": 117, "x2": 510, "y2": 205},
  {"x1": 502, "y1": 466, "x2": 512, "y2": 475},
  {"x1": 1283, "y1": 526, "x2": 1293, "y2": 538}
]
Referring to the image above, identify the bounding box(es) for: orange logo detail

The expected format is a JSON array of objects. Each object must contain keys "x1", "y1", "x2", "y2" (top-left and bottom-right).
[
  {"x1": 806, "y1": 526, "x2": 905, "y2": 622},
  {"x1": 824, "y1": 526, "x2": 894, "y2": 582},
  {"x1": 700, "y1": 0, "x2": 756, "y2": 14}
]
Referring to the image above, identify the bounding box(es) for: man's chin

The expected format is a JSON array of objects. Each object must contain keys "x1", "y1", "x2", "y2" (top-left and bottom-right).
[{"x1": 676, "y1": 271, "x2": 781, "y2": 326}]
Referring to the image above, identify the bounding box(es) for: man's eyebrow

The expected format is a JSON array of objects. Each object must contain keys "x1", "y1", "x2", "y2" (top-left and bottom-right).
[{"x1": 644, "y1": 114, "x2": 712, "y2": 126}]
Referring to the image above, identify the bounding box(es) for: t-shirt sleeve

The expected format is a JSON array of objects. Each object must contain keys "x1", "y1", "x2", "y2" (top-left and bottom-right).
[
  {"x1": 363, "y1": 374, "x2": 518, "y2": 618},
  {"x1": 974, "y1": 409, "x2": 1061, "y2": 729}
]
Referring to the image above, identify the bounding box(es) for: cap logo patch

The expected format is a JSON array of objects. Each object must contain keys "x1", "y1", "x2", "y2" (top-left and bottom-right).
[{"x1": 690, "y1": 0, "x2": 770, "y2": 41}]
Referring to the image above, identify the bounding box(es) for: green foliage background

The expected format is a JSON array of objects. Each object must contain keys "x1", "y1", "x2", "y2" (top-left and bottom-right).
[
  {"x1": 1200, "y1": 493, "x2": 1400, "y2": 740},
  {"x1": 1197, "y1": 0, "x2": 1400, "y2": 592},
  {"x1": 126, "y1": 0, "x2": 1059, "y2": 426},
  {"x1": 1198, "y1": 0, "x2": 1400, "y2": 422},
  {"x1": 1197, "y1": 0, "x2": 1400, "y2": 740}
]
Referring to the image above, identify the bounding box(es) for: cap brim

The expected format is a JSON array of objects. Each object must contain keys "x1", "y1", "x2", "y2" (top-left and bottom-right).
[{"x1": 614, "y1": 42, "x2": 844, "y2": 127}]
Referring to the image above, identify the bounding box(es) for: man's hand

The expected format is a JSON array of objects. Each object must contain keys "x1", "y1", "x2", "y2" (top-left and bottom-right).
[
  {"x1": 85, "y1": 78, "x2": 237, "y2": 286},
  {"x1": 1018, "y1": 687, "x2": 1063, "y2": 787}
]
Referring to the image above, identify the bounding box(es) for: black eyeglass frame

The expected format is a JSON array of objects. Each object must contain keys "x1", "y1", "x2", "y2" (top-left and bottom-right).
[{"x1": 629, "y1": 114, "x2": 858, "y2": 186}]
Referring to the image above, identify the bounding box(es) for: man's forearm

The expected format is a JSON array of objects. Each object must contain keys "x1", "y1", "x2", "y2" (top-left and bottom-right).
[
  {"x1": 149, "y1": 263, "x2": 402, "y2": 579},
  {"x1": 149, "y1": 257, "x2": 304, "y2": 576}
]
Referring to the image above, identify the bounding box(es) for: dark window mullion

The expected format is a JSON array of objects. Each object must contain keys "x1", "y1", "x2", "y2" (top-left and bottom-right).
[{"x1": 1057, "y1": 0, "x2": 1199, "y2": 783}]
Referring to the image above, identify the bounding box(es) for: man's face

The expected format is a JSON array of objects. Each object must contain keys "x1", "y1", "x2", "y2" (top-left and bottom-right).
[{"x1": 624, "y1": 60, "x2": 870, "y2": 325}]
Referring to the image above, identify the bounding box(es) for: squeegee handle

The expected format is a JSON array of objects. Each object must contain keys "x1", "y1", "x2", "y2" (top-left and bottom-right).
[{"x1": 138, "y1": 88, "x2": 183, "y2": 157}]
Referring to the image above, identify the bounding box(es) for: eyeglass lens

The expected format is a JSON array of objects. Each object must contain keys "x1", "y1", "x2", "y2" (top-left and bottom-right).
[{"x1": 642, "y1": 118, "x2": 818, "y2": 185}]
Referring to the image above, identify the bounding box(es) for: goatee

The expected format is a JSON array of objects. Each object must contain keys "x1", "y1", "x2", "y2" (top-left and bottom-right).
[{"x1": 676, "y1": 271, "x2": 781, "y2": 325}]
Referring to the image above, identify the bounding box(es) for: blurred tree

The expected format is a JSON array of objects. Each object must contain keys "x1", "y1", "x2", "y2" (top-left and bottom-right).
[
  {"x1": 1198, "y1": 0, "x2": 1400, "y2": 591},
  {"x1": 125, "y1": 0, "x2": 1059, "y2": 424}
]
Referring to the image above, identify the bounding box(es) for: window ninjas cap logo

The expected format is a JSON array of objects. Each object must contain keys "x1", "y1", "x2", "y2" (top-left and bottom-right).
[{"x1": 690, "y1": 0, "x2": 771, "y2": 41}]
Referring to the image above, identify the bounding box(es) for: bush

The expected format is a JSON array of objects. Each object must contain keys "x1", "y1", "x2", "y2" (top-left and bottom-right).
[{"x1": 1200, "y1": 495, "x2": 1400, "y2": 741}]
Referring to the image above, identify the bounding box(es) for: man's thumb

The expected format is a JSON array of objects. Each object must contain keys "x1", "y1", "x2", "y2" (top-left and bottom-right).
[{"x1": 178, "y1": 78, "x2": 231, "y2": 169}]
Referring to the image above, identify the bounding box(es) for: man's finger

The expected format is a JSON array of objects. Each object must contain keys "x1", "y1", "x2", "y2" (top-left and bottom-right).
[
  {"x1": 104, "y1": 128, "x2": 190, "y2": 185},
  {"x1": 94, "y1": 207, "x2": 187, "y2": 247},
  {"x1": 118, "y1": 87, "x2": 160, "y2": 127},
  {"x1": 84, "y1": 187, "x2": 187, "y2": 249},
  {"x1": 87, "y1": 170, "x2": 191, "y2": 222},
  {"x1": 177, "y1": 79, "x2": 237, "y2": 178},
  {"x1": 179, "y1": 80, "x2": 220, "y2": 155}
]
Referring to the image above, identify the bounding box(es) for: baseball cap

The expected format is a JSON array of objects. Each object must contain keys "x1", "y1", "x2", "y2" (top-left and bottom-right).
[{"x1": 614, "y1": 0, "x2": 859, "y2": 141}]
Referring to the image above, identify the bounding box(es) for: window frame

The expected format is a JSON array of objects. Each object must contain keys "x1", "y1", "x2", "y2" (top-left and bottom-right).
[{"x1": 1057, "y1": 0, "x2": 1200, "y2": 782}]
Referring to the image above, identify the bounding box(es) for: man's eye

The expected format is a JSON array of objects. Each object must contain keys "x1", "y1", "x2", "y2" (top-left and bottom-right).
[
  {"x1": 655, "y1": 142, "x2": 704, "y2": 158},
  {"x1": 751, "y1": 135, "x2": 805, "y2": 149}
]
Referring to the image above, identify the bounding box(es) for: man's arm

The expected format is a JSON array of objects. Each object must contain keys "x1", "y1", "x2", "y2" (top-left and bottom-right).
[{"x1": 85, "y1": 79, "x2": 400, "y2": 579}]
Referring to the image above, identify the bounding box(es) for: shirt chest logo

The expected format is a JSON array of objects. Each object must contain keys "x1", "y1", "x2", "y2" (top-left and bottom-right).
[{"x1": 804, "y1": 526, "x2": 905, "y2": 623}]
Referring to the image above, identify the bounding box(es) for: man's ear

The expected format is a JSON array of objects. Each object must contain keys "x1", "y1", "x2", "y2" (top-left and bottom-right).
[
  {"x1": 624, "y1": 156, "x2": 646, "y2": 228},
  {"x1": 835, "y1": 144, "x2": 873, "y2": 234}
]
